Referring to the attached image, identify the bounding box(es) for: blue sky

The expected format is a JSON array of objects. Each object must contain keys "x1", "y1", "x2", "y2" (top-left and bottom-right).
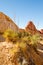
[{"x1": 0, "y1": 0, "x2": 43, "y2": 29}]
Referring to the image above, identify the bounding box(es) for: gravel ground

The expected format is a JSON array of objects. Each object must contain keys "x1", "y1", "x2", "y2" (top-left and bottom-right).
[
  {"x1": 0, "y1": 42, "x2": 43, "y2": 65},
  {"x1": 0, "y1": 42, "x2": 15, "y2": 65}
]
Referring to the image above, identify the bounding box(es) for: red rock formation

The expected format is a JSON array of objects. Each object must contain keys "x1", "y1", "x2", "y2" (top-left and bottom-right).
[
  {"x1": 25, "y1": 21, "x2": 38, "y2": 34},
  {"x1": 40, "y1": 29, "x2": 43, "y2": 34}
]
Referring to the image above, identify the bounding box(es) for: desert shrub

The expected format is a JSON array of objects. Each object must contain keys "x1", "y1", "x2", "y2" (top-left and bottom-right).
[
  {"x1": 22, "y1": 37, "x2": 28, "y2": 42},
  {"x1": 31, "y1": 34, "x2": 40, "y2": 44},
  {"x1": 30, "y1": 34, "x2": 40, "y2": 50},
  {"x1": 18, "y1": 32, "x2": 22, "y2": 38},
  {"x1": 18, "y1": 31, "x2": 30, "y2": 38},
  {"x1": 10, "y1": 41, "x2": 28, "y2": 65},
  {"x1": 21, "y1": 31, "x2": 29, "y2": 37},
  {"x1": 9, "y1": 33, "x2": 40, "y2": 65},
  {"x1": 3, "y1": 29, "x2": 19, "y2": 42}
]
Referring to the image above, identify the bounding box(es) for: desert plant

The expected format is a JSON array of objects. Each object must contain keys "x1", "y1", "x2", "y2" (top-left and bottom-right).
[
  {"x1": 29, "y1": 33, "x2": 40, "y2": 52},
  {"x1": 18, "y1": 31, "x2": 29, "y2": 38},
  {"x1": 9, "y1": 41, "x2": 30, "y2": 65},
  {"x1": 8, "y1": 33, "x2": 41, "y2": 65},
  {"x1": 3, "y1": 29, "x2": 19, "y2": 42},
  {"x1": 31, "y1": 34, "x2": 40, "y2": 44}
]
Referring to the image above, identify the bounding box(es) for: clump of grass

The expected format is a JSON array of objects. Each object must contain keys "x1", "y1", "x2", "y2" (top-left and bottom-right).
[{"x1": 3, "y1": 29, "x2": 19, "y2": 42}]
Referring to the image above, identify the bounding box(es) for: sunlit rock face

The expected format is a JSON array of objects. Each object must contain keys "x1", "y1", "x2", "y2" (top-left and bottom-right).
[
  {"x1": 0, "y1": 12, "x2": 19, "y2": 33},
  {"x1": 25, "y1": 21, "x2": 38, "y2": 34},
  {"x1": 25, "y1": 21, "x2": 43, "y2": 36}
]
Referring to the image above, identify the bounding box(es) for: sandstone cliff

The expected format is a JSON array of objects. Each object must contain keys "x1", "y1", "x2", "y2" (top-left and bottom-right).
[
  {"x1": 0, "y1": 12, "x2": 19, "y2": 33},
  {"x1": 25, "y1": 21, "x2": 38, "y2": 34}
]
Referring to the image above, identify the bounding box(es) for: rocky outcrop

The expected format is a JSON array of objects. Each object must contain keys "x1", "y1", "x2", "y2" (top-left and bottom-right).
[
  {"x1": 25, "y1": 21, "x2": 38, "y2": 34},
  {"x1": 0, "y1": 12, "x2": 19, "y2": 33},
  {"x1": 25, "y1": 21, "x2": 43, "y2": 35},
  {"x1": 40, "y1": 29, "x2": 43, "y2": 34}
]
